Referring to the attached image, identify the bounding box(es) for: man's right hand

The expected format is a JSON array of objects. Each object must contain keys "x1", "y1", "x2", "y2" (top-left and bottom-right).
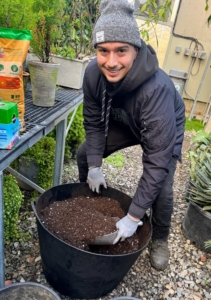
[
  {"x1": 113, "y1": 214, "x2": 143, "y2": 244},
  {"x1": 87, "y1": 167, "x2": 107, "y2": 193}
]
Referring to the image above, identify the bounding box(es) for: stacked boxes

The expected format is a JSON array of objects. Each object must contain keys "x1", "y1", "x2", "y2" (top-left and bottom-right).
[{"x1": 0, "y1": 100, "x2": 20, "y2": 149}]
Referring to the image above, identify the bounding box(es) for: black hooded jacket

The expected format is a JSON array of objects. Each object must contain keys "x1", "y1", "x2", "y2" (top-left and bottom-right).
[{"x1": 83, "y1": 41, "x2": 185, "y2": 219}]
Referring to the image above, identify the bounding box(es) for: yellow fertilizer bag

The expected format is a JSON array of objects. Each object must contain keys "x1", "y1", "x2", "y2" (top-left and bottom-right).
[{"x1": 0, "y1": 27, "x2": 31, "y2": 132}]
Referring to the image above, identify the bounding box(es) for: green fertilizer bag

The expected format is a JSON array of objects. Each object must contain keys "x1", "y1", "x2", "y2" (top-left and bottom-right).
[{"x1": 0, "y1": 27, "x2": 31, "y2": 132}]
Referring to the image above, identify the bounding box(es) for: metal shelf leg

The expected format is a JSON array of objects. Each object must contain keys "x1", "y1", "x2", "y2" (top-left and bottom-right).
[
  {"x1": 0, "y1": 171, "x2": 5, "y2": 287},
  {"x1": 53, "y1": 119, "x2": 67, "y2": 186}
]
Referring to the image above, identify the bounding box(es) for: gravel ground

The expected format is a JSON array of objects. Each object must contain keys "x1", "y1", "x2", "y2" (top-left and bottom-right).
[{"x1": 4, "y1": 132, "x2": 211, "y2": 300}]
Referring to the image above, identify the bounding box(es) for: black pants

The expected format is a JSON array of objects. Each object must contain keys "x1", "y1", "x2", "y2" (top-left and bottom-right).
[{"x1": 76, "y1": 121, "x2": 177, "y2": 240}]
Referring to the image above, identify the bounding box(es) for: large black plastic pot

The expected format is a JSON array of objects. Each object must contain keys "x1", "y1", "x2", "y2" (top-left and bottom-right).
[
  {"x1": 182, "y1": 200, "x2": 211, "y2": 253},
  {"x1": 32, "y1": 183, "x2": 151, "y2": 299},
  {"x1": 0, "y1": 282, "x2": 61, "y2": 300}
]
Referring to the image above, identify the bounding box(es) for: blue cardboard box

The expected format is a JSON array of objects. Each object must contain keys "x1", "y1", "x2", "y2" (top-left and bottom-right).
[{"x1": 0, "y1": 100, "x2": 20, "y2": 149}]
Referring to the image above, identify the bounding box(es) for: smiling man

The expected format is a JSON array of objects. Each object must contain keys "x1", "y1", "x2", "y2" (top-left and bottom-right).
[
  {"x1": 96, "y1": 43, "x2": 138, "y2": 82},
  {"x1": 76, "y1": 0, "x2": 185, "y2": 271}
]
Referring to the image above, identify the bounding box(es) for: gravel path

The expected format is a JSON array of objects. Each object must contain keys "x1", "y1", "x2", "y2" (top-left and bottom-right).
[{"x1": 5, "y1": 132, "x2": 211, "y2": 300}]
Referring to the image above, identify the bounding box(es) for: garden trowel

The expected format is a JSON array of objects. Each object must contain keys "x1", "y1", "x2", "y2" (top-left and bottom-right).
[{"x1": 91, "y1": 217, "x2": 143, "y2": 246}]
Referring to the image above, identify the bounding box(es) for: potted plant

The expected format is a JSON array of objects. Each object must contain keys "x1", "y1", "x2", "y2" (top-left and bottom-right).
[
  {"x1": 51, "y1": 46, "x2": 89, "y2": 90},
  {"x1": 27, "y1": 0, "x2": 65, "y2": 106},
  {"x1": 182, "y1": 130, "x2": 211, "y2": 253},
  {"x1": 51, "y1": 0, "x2": 100, "y2": 89}
]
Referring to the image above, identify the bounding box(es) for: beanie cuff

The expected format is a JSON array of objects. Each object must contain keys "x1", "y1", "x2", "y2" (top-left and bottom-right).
[{"x1": 92, "y1": 0, "x2": 142, "y2": 49}]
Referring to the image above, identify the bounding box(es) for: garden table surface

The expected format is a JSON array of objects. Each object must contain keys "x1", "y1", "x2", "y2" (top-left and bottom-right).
[{"x1": 0, "y1": 84, "x2": 83, "y2": 288}]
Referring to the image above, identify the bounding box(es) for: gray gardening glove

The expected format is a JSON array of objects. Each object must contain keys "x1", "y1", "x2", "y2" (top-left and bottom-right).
[
  {"x1": 87, "y1": 167, "x2": 107, "y2": 193},
  {"x1": 113, "y1": 214, "x2": 143, "y2": 244}
]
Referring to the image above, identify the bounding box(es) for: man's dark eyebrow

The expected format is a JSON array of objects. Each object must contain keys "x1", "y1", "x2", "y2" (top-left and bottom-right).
[
  {"x1": 96, "y1": 45, "x2": 129, "y2": 50},
  {"x1": 117, "y1": 46, "x2": 129, "y2": 50},
  {"x1": 96, "y1": 46, "x2": 106, "y2": 50}
]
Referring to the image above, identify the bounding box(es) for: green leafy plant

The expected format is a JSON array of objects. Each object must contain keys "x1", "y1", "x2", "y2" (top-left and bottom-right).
[
  {"x1": 66, "y1": 104, "x2": 85, "y2": 160},
  {"x1": 11, "y1": 136, "x2": 56, "y2": 190},
  {"x1": 138, "y1": 0, "x2": 172, "y2": 44},
  {"x1": 30, "y1": 0, "x2": 65, "y2": 62},
  {"x1": 186, "y1": 130, "x2": 211, "y2": 211},
  {"x1": 205, "y1": 0, "x2": 211, "y2": 25},
  {"x1": 104, "y1": 153, "x2": 125, "y2": 168},
  {"x1": 52, "y1": 0, "x2": 100, "y2": 59},
  {"x1": 0, "y1": 0, "x2": 34, "y2": 29},
  {"x1": 51, "y1": 45, "x2": 76, "y2": 59},
  {"x1": 205, "y1": 240, "x2": 211, "y2": 249},
  {"x1": 3, "y1": 174, "x2": 23, "y2": 243},
  {"x1": 48, "y1": 103, "x2": 85, "y2": 162}
]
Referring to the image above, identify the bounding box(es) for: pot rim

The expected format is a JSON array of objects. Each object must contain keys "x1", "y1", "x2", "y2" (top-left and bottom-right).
[
  {"x1": 32, "y1": 183, "x2": 152, "y2": 258},
  {"x1": 189, "y1": 200, "x2": 211, "y2": 220},
  {"x1": 51, "y1": 54, "x2": 89, "y2": 63},
  {"x1": 0, "y1": 281, "x2": 61, "y2": 299},
  {"x1": 28, "y1": 60, "x2": 60, "y2": 67}
]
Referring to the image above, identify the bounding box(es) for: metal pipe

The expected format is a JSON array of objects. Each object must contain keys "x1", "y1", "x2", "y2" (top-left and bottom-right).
[
  {"x1": 6, "y1": 167, "x2": 45, "y2": 194},
  {"x1": 184, "y1": 57, "x2": 196, "y2": 101},
  {"x1": 189, "y1": 52, "x2": 211, "y2": 120},
  {"x1": 66, "y1": 106, "x2": 78, "y2": 137},
  {"x1": 53, "y1": 119, "x2": 67, "y2": 186},
  {"x1": 0, "y1": 171, "x2": 4, "y2": 288}
]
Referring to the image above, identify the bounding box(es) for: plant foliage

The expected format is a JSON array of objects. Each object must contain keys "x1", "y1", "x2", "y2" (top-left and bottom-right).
[
  {"x1": 30, "y1": 0, "x2": 65, "y2": 62},
  {"x1": 11, "y1": 136, "x2": 56, "y2": 190},
  {"x1": 48, "y1": 103, "x2": 85, "y2": 162},
  {"x1": 205, "y1": 0, "x2": 211, "y2": 25},
  {"x1": 138, "y1": 0, "x2": 172, "y2": 44},
  {"x1": 53, "y1": 0, "x2": 100, "y2": 58},
  {"x1": 3, "y1": 174, "x2": 23, "y2": 242},
  {"x1": 65, "y1": 104, "x2": 85, "y2": 160},
  {"x1": 186, "y1": 130, "x2": 211, "y2": 211},
  {"x1": 205, "y1": 239, "x2": 211, "y2": 249},
  {"x1": 185, "y1": 118, "x2": 204, "y2": 132},
  {"x1": 104, "y1": 153, "x2": 125, "y2": 168},
  {"x1": 0, "y1": 0, "x2": 34, "y2": 29}
]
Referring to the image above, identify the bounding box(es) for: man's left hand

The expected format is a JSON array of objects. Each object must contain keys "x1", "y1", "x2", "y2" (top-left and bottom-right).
[{"x1": 87, "y1": 167, "x2": 107, "y2": 193}]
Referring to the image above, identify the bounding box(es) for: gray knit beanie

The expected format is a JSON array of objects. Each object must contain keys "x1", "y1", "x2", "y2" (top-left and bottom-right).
[{"x1": 93, "y1": 0, "x2": 142, "y2": 48}]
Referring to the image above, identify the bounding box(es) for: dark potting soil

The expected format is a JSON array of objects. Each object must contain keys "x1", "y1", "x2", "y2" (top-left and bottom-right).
[{"x1": 40, "y1": 196, "x2": 140, "y2": 255}]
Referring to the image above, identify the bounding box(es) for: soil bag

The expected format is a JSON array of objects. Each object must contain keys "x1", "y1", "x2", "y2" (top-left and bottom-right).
[{"x1": 0, "y1": 27, "x2": 31, "y2": 132}]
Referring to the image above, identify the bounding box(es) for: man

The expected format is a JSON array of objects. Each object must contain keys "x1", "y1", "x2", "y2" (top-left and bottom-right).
[{"x1": 77, "y1": 0, "x2": 185, "y2": 271}]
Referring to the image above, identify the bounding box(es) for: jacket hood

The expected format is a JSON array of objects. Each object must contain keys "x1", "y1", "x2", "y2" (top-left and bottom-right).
[{"x1": 105, "y1": 40, "x2": 159, "y2": 97}]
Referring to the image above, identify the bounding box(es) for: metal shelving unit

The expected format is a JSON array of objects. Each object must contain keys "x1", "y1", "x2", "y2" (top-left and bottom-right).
[{"x1": 0, "y1": 85, "x2": 83, "y2": 287}]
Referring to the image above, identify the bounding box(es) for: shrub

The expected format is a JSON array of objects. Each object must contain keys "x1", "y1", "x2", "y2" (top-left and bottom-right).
[
  {"x1": 48, "y1": 103, "x2": 85, "y2": 162},
  {"x1": 3, "y1": 174, "x2": 23, "y2": 242},
  {"x1": 11, "y1": 136, "x2": 56, "y2": 190}
]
